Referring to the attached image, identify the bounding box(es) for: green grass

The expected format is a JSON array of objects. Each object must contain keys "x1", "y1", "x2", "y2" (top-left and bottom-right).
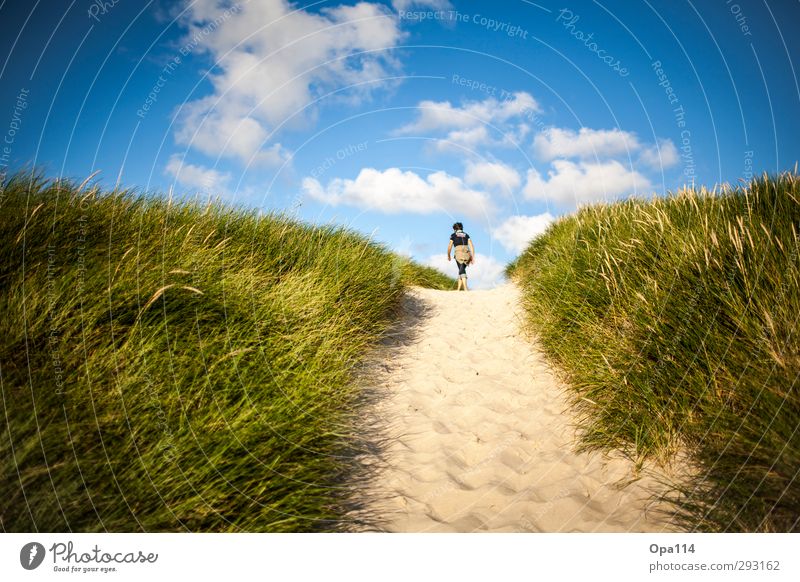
[
  {"x1": 0, "y1": 172, "x2": 452, "y2": 532},
  {"x1": 397, "y1": 257, "x2": 455, "y2": 290},
  {"x1": 508, "y1": 172, "x2": 800, "y2": 532}
]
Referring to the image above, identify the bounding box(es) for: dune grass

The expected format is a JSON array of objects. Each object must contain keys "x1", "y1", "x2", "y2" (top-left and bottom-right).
[
  {"x1": 0, "y1": 172, "x2": 452, "y2": 532},
  {"x1": 508, "y1": 172, "x2": 800, "y2": 532},
  {"x1": 397, "y1": 257, "x2": 456, "y2": 290}
]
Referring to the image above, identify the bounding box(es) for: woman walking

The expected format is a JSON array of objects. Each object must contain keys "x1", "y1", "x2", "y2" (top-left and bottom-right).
[{"x1": 447, "y1": 222, "x2": 475, "y2": 291}]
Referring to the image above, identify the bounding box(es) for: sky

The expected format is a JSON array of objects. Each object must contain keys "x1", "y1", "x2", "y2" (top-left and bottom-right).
[{"x1": 1, "y1": 0, "x2": 799, "y2": 287}]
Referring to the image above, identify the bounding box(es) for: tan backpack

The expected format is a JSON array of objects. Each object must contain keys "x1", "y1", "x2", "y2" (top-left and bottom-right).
[{"x1": 453, "y1": 232, "x2": 471, "y2": 263}]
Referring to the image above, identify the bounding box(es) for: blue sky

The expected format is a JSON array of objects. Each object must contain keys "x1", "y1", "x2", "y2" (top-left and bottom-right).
[{"x1": 1, "y1": 0, "x2": 799, "y2": 287}]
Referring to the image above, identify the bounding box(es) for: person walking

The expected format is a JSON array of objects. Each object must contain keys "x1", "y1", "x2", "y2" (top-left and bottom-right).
[{"x1": 447, "y1": 222, "x2": 475, "y2": 291}]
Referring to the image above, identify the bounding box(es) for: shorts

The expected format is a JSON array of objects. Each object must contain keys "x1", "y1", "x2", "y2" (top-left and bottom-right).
[{"x1": 456, "y1": 259, "x2": 468, "y2": 279}]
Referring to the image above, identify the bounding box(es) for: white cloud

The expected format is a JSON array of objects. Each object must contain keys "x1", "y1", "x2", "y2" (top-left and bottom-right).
[
  {"x1": 523, "y1": 159, "x2": 652, "y2": 204},
  {"x1": 175, "y1": 0, "x2": 405, "y2": 164},
  {"x1": 400, "y1": 92, "x2": 539, "y2": 133},
  {"x1": 500, "y1": 122, "x2": 532, "y2": 147},
  {"x1": 302, "y1": 167, "x2": 492, "y2": 217},
  {"x1": 165, "y1": 155, "x2": 231, "y2": 193},
  {"x1": 534, "y1": 127, "x2": 640, "y2": 161},
  {"x1": 398, "y1": 92, "x2": 539, "y2": 151},
  {"x1": 175, "y1": 101, "x2": 291, "y2": 166},
  {"x1": 533, "y1": 127, "x2": 679, "y2": 176},
  {"x1": 639, "y1": 138, "x2": 679, "y2": 169},
  {"x1": 392, "y1": 0, "x2": 452, "y2": 10},
  {"x1": 432, "y1": 126, "x2": 490, "y2": 152},
  {"x1": 491, "y1": 213, "x2": 555, "y2": 253},
  {"x1": 464, "y1": 161, "x2": 521, "y2": 193},
  {"x1": 424, "y1": 253, "x2": 507, "y2": 289}
]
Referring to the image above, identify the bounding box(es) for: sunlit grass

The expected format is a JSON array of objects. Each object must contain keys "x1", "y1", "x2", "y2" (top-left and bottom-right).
[
  {"x1": 508, "y1": 172, "x2": 800, "y2": 532},
  {"x1": 0, "y1": 172, "x2": 452, "y2": 532}
]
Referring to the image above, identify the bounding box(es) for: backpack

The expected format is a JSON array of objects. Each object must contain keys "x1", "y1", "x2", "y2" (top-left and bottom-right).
[{"x1": 453, "y1": 231, "x2": 471, "y2": 263}]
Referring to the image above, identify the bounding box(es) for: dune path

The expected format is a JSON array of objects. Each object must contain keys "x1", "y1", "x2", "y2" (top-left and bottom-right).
[{"x1": 358, "y1": 283, "x2": 679, "y2": 532}]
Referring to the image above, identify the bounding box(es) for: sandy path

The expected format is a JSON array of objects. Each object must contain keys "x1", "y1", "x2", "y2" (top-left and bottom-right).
[{"x1": 360, "y1": 283, "x2": 678, "y2": 532}]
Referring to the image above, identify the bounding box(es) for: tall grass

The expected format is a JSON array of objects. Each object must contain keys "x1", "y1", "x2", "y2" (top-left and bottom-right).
[
  {"x1": 508, "y1": 172, "x2": 800, "y2": 532},
  {"x1": 397, "y1": 257, "x2": 458, "y2": 290},
  {"x1": 0, "y1": 172, "x2": 451, "y2": 532}
]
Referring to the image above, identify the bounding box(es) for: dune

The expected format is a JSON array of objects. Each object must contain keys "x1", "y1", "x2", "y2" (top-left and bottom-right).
[{"x1": 357, "y1": 283, "x2": 679, "y2": 532}]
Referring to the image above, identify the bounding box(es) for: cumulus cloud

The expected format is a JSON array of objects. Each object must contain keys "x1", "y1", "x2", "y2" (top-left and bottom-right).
[
  {"x1": 302, "y1": 167, "x2": 492, "y2": 217},
  {"x1": 165, "y1": 155, "x2": 231, "y2": 193},
  {"x1": 400, "y1": 92, "x2": 539, "y2": 133},
  {"x1": 425, "y1": 253, "x2": 507, "y2": 289},
  {"x1": 397, "y1": 92, "x2": 539, "y2": 151},
  {"x1": 392, "y1": 0, "x2": 452, "y2": 10},
  {"x1": 523, "y1": 159, "x2": 652, "y2": 204},
  {"x1": 491, "y1": 213, "x2": 555, "y2": 253},
  {"x1": 434, "y1": 126, "x2": 490, "y2": 152},
  {"x1": 533, "y1": 127, "x2": 640, "y2": 161},
  {"x1": 464, "y1": 161, "x2": 521, "y2": 193},
  {"x1": 639, "y1": 138, "x2": 679, "y2": 168},
  {"x1": 533, "y1": 126, "x2": 679, "y2": 176},
  {"x1": 175, "y1": 103, "x2": 291, "y2": 166},
  {"x1": 175, "y1": 0, "x2": 405, "y2": 164}
]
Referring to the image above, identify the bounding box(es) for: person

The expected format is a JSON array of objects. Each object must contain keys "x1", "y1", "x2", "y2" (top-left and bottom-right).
[{"x1": 447, "y1": 222, "x2": 475, "y2": 291}]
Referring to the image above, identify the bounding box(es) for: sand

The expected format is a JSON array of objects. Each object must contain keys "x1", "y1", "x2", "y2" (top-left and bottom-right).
[{"x1": 358, "y1": 283, "x2": 679, "y2": 532}]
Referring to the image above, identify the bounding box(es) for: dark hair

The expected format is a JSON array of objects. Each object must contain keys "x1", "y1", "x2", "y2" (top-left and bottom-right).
[{"x1": 452, "y1": 222, "x2": 463, "y2": 231}]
